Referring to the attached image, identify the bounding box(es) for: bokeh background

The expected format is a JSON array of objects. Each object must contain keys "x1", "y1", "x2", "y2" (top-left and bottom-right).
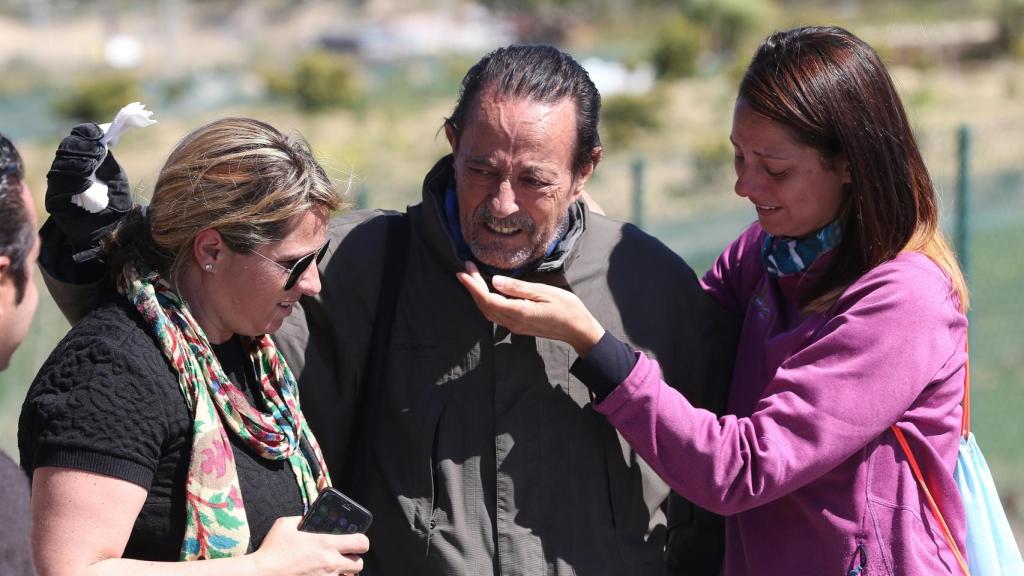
[{"x1": 2, "y1": 0, "x2": 1021, "y2": 546}]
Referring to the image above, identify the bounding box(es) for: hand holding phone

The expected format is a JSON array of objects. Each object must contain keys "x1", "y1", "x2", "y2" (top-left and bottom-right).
[{"x1": 298, "y1": 487, "x2": 373, "y2": 535}]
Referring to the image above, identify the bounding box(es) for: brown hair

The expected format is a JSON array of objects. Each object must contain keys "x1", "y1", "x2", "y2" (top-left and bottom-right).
[
  {"x1": 0, "y1": 132, "x2": 34, "y2": 303},
  {"x1": 739, "y1": 26, "x2": 968, "y2": 312},
  {"x1": 107, "y1": 117, "x2": 342, "y2": 284}
]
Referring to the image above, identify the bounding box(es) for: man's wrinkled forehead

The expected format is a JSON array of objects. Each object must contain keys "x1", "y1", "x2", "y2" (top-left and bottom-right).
[
  {"x1": 465, "y1": 83, "x2": 575, "y2": 125},
  {"x1": 457, "y1": 86, "x2": 578, "y2": 165}
]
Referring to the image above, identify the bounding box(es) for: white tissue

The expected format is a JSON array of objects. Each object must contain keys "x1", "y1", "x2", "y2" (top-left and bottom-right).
[
  {"x1": 71, "y1": 181, "x2": 112, "y2": 213},
  {"x1": 99, "y1": 101, "x2": 157, "y2": 146},
  {"x1": 70, "y1": 102, "x2": 157, "y2": 214}
]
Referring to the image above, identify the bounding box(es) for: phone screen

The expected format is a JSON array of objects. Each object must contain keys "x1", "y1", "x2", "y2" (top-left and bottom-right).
[{"x1": 298, "y1": 487, "x2": 374, "y2": 535}]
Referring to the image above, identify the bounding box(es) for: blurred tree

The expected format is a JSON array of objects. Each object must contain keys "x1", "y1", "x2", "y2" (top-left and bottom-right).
[
  {"x1": 54, "y1": 73, "x2": 141, "y2": 122},
  {"x1": 293, "y1": 52, "x2": 361, "y2": 112},
  {"x1": 262, "y1": 66, "x2": 297, "y2": 99},
  {"x1": 265, "y1": 51, "x2": 361, "y2": 113},
  {"x1": 1000, "y1": 0, "x2": 1024, "y2": 59},
  {"x1": 651, "y1": 16, "x2": 704, "y2": 79},
  {"x1": 600, "y1": 92, "x2": 662, "y2": 149},
  {"x1": 647, "y1": 0, "x2": 775, "y2": 79},
  {"x1": 679, "y1": 0, "x2": 775, "y2": 56}
]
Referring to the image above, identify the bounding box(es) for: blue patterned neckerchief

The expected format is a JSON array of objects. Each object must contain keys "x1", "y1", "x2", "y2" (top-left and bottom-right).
[
  {"x1": 444, "y1": 185, "x2": 571, "y2": 277},
  {"x1": 761, "y1": 220, "x2": 843, "y2": 278}
]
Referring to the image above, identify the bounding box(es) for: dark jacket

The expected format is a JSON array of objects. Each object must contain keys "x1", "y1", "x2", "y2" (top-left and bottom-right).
[
  {"x1": 0, "y1": 451, "x2": 34, "y2": 576},
  {"x1": 275, "y1": 156, "x2": 737, "y2": 575}
]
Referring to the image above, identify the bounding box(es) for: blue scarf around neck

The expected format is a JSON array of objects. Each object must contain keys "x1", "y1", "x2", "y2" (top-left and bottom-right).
[
  {"x1": 761, "y1": 220, "x2": 843, "y2": 278},
  {"x1": 444, "y1": 185, "x2": 569, "y2": 277}
]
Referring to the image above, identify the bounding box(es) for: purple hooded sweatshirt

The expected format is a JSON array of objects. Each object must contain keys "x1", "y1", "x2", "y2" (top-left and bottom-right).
[{"x1": 594, "y1": 223, "x2": 968, "y2": 575}]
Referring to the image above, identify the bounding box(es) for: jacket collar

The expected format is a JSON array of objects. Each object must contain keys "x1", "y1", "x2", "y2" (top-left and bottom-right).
[{"x1": 415, "y1": 154, "x2": 588, "y2": 278}]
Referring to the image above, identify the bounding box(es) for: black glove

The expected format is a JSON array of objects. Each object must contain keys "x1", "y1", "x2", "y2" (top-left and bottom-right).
[{"x1": 45, "y1": 123, "x2": 133, "y2": 262}]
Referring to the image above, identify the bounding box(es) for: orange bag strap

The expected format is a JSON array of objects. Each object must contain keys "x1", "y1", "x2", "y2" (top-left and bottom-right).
[
  {"x1": 890, "y1": 425, "x2": 970, "y2": 575},
  {"x1": 962, "y1": 338, "x2": 971, "y2": 438},
  {"x1": 887, "y1": 336, "x2": 972, "y2": 575}
]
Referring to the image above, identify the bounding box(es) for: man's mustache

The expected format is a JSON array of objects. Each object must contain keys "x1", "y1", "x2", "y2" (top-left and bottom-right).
[{"x1": 474, "y1": 207, "x2": 535, "y2": 234}]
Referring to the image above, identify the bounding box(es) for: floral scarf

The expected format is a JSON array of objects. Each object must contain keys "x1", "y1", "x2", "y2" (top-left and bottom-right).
[{"x1": 118, "y1": 261, "x2": 330, "y2": 560}]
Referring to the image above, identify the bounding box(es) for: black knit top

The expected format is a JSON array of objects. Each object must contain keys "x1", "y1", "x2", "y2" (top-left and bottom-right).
[{"x1": 18, "y1": 298, "x2": 304, "y2": 560}]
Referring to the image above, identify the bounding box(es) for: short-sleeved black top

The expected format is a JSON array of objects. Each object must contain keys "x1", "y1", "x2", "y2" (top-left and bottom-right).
[{"x1": 19, "y1": 298, "x2": 305, "y2": 560}]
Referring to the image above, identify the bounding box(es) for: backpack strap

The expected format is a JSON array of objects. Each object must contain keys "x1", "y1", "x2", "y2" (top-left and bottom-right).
[
  {"x1": 889, "y1": 336, "x2": 971, "y2": 575},
  {"x1": 342, "y1": 212, "x2": 410, "y2": 491}
]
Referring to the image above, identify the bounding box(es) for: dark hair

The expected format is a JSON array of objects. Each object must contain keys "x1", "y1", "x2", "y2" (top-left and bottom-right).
[
  {"x1": 739, "y1": 26, "x2": 960, "y2": 308},
  {"x1": 445, "y1": 44, "x2": 602, "y2": 175},
  {"x1": 0, "y1": 133, "x2": 34, "y2": 303}
]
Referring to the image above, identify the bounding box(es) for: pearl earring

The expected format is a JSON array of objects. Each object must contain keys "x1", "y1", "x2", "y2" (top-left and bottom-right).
[{"x1": 204, "y1": 264, "x2": 213, "y2": 271}]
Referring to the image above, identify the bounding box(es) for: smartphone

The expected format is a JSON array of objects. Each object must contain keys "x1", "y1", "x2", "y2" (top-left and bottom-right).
[{"x1": 298, "y1": 487, "x2": 373, "y2": 535}]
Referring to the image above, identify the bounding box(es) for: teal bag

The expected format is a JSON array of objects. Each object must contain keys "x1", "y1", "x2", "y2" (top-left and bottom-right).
[
  {"x1": 895, "y1": 345, "x2": 1024, "y2": 576},
  {"x1": 954, "y1": 378, "x2": 1024, "y2": 575}
]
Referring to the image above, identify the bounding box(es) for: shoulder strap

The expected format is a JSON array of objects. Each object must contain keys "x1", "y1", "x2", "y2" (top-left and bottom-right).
[
  {"x1": 891, "y1": 425, "x2": 970, "y2": 575},
  {"x1": 962, "y1": 339, "x2": 971, "y2": 438},
  {"x1": 366, "y1": 212, "x2": 411, "y2": 404},
  {"x1": 342, "y1": 212, "x2": 410, "y2": 491},
  {"x1": 889, "y1": 337, "x2": 971, "y2": 575}
]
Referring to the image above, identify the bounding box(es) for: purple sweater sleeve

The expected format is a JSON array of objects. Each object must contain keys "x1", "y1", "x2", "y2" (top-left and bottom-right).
[
  {"x1": 593, "y1": 253, "x2": 966, "y2": 516},
  {"x1": 699, "y1": 222, "x2": 764, "y2": 314}
]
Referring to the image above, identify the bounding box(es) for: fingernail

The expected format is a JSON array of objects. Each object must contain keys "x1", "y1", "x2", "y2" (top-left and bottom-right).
[{"x1": 492, "y1": 276, "x2": 508, "y2": 288}]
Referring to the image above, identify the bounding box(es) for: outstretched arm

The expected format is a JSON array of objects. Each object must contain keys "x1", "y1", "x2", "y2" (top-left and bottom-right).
[
  {"x1": 457, "y1": 256, "x2": 965, "y2": 516},
  {"x1": 456, "y1": 261, "x2": 606, "y2": 356}
]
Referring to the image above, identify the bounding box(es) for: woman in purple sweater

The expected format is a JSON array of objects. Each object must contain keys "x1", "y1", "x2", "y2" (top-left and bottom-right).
[{"x1": 458, "y1": 26, "x2": 970, "y2": 575}]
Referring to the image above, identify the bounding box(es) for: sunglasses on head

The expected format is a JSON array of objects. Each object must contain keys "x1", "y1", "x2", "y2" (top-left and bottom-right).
[{"x1": 251, "y1": 239, "x2": 330, "y2": 291}]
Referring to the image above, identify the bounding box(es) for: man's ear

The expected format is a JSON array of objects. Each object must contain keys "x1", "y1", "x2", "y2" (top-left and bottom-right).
[
  {"x1": 572, "y1": 146, "x2": 604, "y2": 198},
  {"x1": 192, "y1": 229, "x2": 228, "y2": 272},
  {"x1": 0, "y1": 255, "x2": 11, "y2": 317},
  {"x1": 589, "y1": 145, "x2": 604, "y2": 170},
  {"x1": 445, "y1": 122, "x2": 459, "y2": 155}
]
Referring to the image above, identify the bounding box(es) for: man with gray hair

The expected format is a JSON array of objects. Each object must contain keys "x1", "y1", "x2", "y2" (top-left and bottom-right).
[
  {"x1": 280, "y1": 44, "x2": 735, "y2": 576},
  {"x1": 41, "y1": 45, "x2": 734, "y2": 575}
]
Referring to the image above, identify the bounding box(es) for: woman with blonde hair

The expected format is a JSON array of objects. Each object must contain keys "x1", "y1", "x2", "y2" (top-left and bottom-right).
[
  {"x1": 20, "y1": 118, "x2": 368, "y2": 575},
  {"x1": 459, "y1": 26, "x2": 969, "y2": 575}
]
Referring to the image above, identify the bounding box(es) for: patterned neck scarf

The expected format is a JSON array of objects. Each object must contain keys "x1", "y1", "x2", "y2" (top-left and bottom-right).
[
  {"x1": 761, "y1": 220, "x2": 843, "y2": 278},
  {"x1": 118, "y1": 261, "x2": 330, "y2": 560}
]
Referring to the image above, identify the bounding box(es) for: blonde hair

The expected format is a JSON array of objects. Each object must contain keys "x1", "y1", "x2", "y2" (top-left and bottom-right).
[
  {"x1": 108, "y1": 117, "x2": 342, "y2": 282},
  {"x1": 806, "y1": 225, "x2": 969, "y2": 315},
  {"x1": 904, "y1": 224, "x2": 970, "y2": 313}
]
